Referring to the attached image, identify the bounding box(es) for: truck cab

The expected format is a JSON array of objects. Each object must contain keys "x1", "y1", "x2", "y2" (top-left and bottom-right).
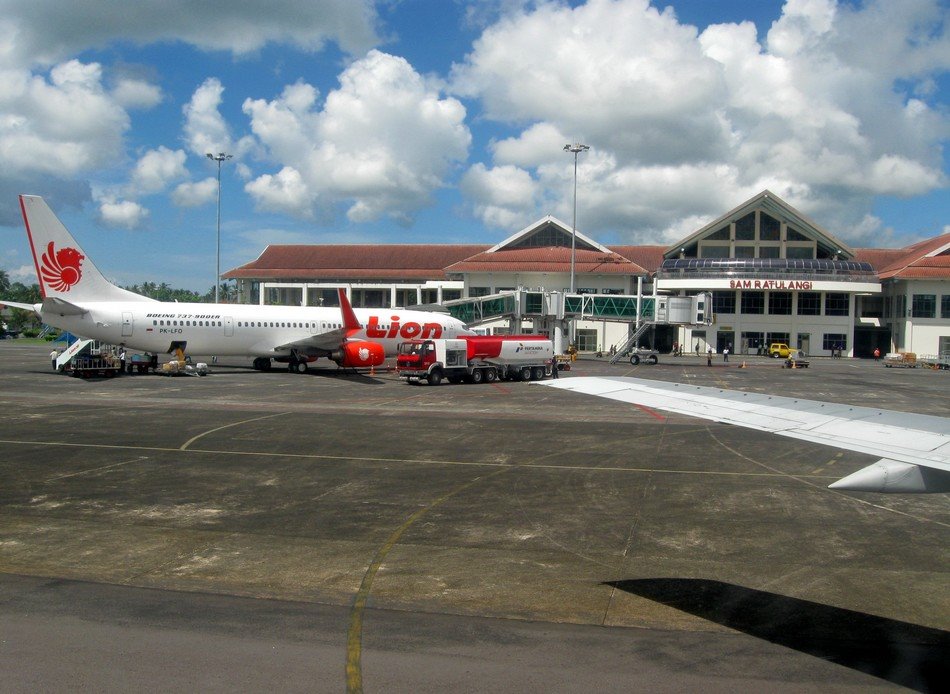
[{"x1": 397, "y1": 339, "x2": 470, "y2": 385}]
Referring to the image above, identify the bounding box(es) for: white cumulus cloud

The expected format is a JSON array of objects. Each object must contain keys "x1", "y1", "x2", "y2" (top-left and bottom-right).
[
  {"x1": 98, "y1": 198, "x2": 148, "y2": 229},
  {"x1": 130, "y1": 146, "x2": 188, "y2": 195},
  {"x1": 171, "y1": 177, "x2": 218, "y2": 207},
  {"x1": 452, "y1": 0, "x2": 949, "y2": 244},
  {"x1": 243, "y1": 50, "x2": 471, "y2": 223}
]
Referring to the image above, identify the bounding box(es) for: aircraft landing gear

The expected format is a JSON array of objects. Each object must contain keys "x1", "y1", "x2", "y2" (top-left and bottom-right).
[
  {"x1": 252, "y1": 357, "x2": 272, "y2": 371},
  {"x1": 288, "y1": 359, "x2": 308, "y2": 374},
  {"x1": 286, "y1": 351, "x2": 310, "y2": 374}
]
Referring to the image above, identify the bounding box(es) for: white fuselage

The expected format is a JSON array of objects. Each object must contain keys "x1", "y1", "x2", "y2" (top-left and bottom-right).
[{"x1": 40, "y1": 300, "x2": 469, "y2": 357}]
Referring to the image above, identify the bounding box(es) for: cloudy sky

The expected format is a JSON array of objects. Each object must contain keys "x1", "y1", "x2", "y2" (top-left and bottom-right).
[{"x1": 0, "y1": 0, "x2": 947, "y2": 291}]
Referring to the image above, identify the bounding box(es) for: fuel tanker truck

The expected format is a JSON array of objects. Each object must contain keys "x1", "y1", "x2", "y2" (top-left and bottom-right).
[{"x1": 396, "y1": 335, "x2": 556, "y2": 385}]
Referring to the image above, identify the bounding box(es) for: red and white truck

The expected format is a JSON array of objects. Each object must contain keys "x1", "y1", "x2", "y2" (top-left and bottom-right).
[{"x1": 397, "y1": 335, "x2": 556, "y2": 385}]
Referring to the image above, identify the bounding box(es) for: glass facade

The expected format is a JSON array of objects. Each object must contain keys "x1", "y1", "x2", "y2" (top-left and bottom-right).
[
  {"x1": 912, "y1": 294, "x2": 936, "y2": 318},
  {"x1": 741, "y1": 291, "x2": 764, "y2": 314},
  {"x1": 825, "y1": 293, "x2": 850, "y2": 316},
  {"x1": 768, "y1": 292, "x2": 792, "y2": 315},
  {"x1": 712, "y1": 291, "x2": 736, "y2": 314}
]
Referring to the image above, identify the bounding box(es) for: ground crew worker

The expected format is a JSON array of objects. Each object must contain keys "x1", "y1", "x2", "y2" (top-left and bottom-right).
[
  {"x1": 50, "y1": 348, "x2": 58, "y2": 370},
  {"x1": 119, "y1": 349, "x2": 126, "y2": 374},
  {"x1": 550, "y1": 356, "x2": 559, "y2": 378}
]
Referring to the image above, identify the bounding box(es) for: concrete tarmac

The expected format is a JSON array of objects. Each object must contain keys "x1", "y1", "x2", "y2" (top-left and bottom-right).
[{"x1": 0, "y1": 341, "x2": 947, "y2": 692}]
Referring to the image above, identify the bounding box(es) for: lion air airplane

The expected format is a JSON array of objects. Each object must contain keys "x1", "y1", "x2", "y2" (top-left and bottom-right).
[{"x1": 1, "y1": 195, "x2": 473, "y2": 372}]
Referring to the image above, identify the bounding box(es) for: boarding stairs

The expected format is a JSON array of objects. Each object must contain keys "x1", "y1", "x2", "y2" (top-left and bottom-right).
[{"x1": 608, "y1": 322, "x2": 656, "y2": 364}]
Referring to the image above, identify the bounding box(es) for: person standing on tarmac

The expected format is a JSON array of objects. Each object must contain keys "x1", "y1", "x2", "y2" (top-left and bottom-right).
[
  {"x1": 550, "y1": 356, "x2": 559, "y2": 378},
  {"x1": 707, "y1": 347, "x2": 713, "y2": 367},
  {"x1": 118, "y1": 348, "x2": 126, "y2": 374},
  {"x1": 50, "y1": 348, "x2": 58, "y2": 370}
]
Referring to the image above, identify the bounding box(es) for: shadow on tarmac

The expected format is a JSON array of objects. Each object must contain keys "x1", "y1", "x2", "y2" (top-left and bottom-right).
[{"x1": 605, "y1": 578, "x2": 949, "y2": 693}]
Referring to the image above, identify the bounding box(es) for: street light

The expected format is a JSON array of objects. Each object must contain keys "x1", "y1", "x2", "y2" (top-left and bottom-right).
[
  {"x1": 563, "y1": 143, "x2": 589, "y2": 294},
  {"x1": 563, "y1": 142, "x2": 588, "y2": 349},
  {"x1": 207, "y1": 152, "x2": 233, "y2": 303}
]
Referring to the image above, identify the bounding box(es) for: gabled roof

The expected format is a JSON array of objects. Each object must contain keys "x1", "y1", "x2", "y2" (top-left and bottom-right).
[
  {"x1": 223, "y1": 244, "x2": 488, "y2": 281},
  {"x1": 864, "y1": 232, "x2": 950, "y2": 280},
  {"x1": 445, "y1": 246, "x2": 647, "y2": 275},
  {"x1": 664, "y1": 190, "x2": 855, "y2": 259},
  {"x1": 613, "y1": 246, "x2": 666, "y2": 277},
  {"x1": 488, "y1": 215, "x2": 611, "y2": 254}
]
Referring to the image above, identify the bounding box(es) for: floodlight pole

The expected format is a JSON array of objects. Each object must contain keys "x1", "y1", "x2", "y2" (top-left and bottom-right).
[
  {"x1": 207, "y1": 152, "x2": 233, "y2": 303},
  {"x1": 563, "y1": 143, "x2": 589, "y2": 347}
]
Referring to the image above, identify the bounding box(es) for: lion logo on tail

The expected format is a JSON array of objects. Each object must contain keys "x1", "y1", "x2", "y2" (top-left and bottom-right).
[{"x1": 41, "y1": 242, "x2": 84, "y2": 292}]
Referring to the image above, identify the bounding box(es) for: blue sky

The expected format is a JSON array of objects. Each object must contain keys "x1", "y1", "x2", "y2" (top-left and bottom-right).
[{"x1": 0, "y1": 0, "x2": 947, "y2": 291}]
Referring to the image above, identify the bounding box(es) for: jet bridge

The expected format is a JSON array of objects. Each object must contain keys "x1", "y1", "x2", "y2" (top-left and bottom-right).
[
  {"x1": 445, "y1": 291, "x2": 662, "y2": 326},
  {"x1": 444, "y1": 291, "x2": 711, "y2": 354}
]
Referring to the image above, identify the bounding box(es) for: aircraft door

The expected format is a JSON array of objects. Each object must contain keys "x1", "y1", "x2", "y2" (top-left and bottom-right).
[
  {"x1": 224, "y1": 316, "x2": 234, "y2": 337},
  {"x1": 121, "y1": 312, "x2": 133, "y2": 337}
]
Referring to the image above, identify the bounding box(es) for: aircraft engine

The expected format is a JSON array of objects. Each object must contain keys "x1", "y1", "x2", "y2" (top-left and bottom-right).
[{"x1": 332, "y1": 341, "x2": 385, "y2": 367}]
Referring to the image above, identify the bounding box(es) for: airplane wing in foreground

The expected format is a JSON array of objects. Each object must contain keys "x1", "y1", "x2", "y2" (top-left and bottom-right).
[{"x1": 537, "y1": 377, "x2": 950, "y2": 493}]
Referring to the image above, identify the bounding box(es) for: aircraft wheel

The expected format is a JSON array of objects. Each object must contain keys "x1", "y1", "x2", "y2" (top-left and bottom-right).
[
  {"x1": 629, "y1": 354, "x2": 641, "y2": 366},
  {"x1": 296, "y1": 361, "x2": 308, "y2": 374}
]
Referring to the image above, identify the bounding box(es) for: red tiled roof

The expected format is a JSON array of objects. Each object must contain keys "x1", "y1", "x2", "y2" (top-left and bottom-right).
[
  {"x1": 222, "y1": 233, "x2": 950, "y2": 282},
  {"x1": 613, "y1": 246, "x2": 666, "y2": 276},
  {"x1": 445, "y1": 247, "x2": 648, "y2": 274},
  {"x1": 223, "y1": 244, "x2": 489, "y2": 280},
  {"x1": 858, "y1": 233, "x2": 950, "y2": 280}
]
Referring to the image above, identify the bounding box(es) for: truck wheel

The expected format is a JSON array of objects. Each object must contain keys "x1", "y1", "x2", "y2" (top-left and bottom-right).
[
  {"x1": 629, "y1": 354, "x2": 641, "y2": 366},
  {"x1": 427, "y1": 370, "x2": 443, "y2": 386},
  {"x1": 471, "y1": 369, "x2": 484, "y2": 384},
  {"x1": 531, "y1": 367, "x2": 544, "y2": 380},
  {"x1": 647, "y1": 354, "x2": 658, "y2": 365},
  {"x1": 485, "y1": 368, "x2": 497, "y2": 383},
  {"x1": 519, "y1": 367, "x2": 532, "y2": 381}
]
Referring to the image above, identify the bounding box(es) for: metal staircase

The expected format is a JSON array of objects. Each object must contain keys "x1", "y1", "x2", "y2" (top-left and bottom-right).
[{"x1": 608, "y1": 322, "x2": 655, "y2": 364}]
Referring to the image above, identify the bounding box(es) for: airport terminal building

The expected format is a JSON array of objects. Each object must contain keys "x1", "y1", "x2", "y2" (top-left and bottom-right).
[{"x1": 224, "y1": 191, "x2": 950, "y2": 359}]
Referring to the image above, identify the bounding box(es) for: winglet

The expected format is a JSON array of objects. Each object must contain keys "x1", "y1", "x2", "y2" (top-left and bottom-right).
[{"x1": 338, "y1": 288, "x2": 362, "y2": 333}]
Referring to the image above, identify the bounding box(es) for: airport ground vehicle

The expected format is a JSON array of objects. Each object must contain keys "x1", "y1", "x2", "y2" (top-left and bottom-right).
[
  {"x1": 768, "y1": 342, "x2": 792, "y2": 358},
  {"x1": 783, "y1": 349, "x2": 810, "y2": 368},
  {"x1": 55, "y1": 339, "x2": 121, "y2": 378},
  {"x1": 884, "y1": 352, "x2": 918, "y2": 368},
  {"x1": 627, "y1": 348, "x2": 660, "y2": 366},
  {"x1": 397, "y1": 335, "x2": 554, "y2": 385}
]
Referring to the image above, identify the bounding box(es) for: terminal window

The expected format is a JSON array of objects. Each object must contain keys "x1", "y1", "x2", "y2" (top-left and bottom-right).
[
  {"x1": 768, "y1": 292, "x2": 792, "y2": 315},
  {"x1": 712, "y1": 291, "x2": 736, "y2": 314},
  {"x1": 741, "y1": 291, "x2": 765, "y2": 314},
  {"x1": 912, "y1": 294, "x2": 936, "y2": 318},
  {"x1": 942, "y1": 295, "x2": 950, "y2": 319},
  {"x1": 767, "y1": 332, "x2": 790, "y2": 345},
  {"x1": 825, "y1": 293, "x2": 850, "y2": 316},
  {"x1": 823, "y1": 334, "x2": 847, "y2": 351}
]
